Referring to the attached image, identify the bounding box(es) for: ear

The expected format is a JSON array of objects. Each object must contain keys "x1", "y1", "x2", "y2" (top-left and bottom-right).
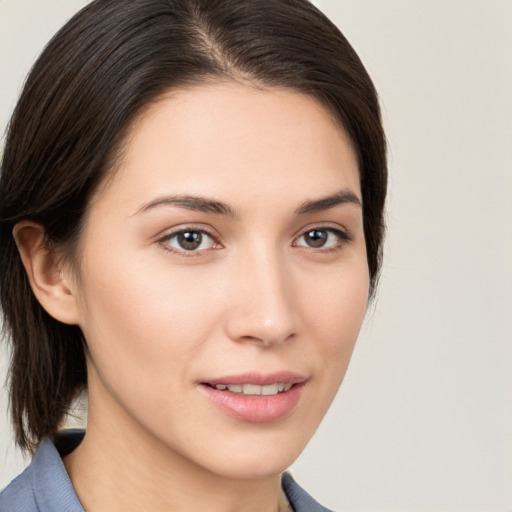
[{"x1": 13, "y1": 221, "x2": 81, "y2": 325}]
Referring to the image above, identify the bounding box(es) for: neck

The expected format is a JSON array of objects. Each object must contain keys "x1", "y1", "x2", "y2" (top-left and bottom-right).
[{"x1": 63, "y1": 385, "x2": 283, "y2": 512}]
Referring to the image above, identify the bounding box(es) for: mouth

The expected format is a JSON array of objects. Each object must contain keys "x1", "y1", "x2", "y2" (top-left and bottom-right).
[
  {"x1": 198, "y1": 373, "x2": 307, "y2": 423},
  {"x1": 204, "y1": 382, "x2": 294, "y2": 396}
]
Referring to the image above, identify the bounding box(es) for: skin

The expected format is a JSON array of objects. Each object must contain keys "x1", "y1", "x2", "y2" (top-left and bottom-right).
[{"x1": 16, "y1": 82, "x2": 369, "y2": 512}]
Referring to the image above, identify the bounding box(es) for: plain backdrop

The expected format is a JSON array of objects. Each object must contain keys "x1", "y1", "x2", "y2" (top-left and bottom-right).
[{"x1": 1, "y1": 1, "x2": 511, "y2": 510}]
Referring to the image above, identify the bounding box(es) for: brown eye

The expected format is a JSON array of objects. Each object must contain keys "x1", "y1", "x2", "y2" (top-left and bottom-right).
[
  {"x1": 162, "y1": 229, "x2": 216, "y2": 253},
  {"x1": 177, "y1": 231, "x2": 203, "y2": 250},
  {"x1": 294, "y1": 227, "x2": 350, "y2": 250},
  {"x1": 303, "y1": 229, "x2": 328, "y2": 248}
]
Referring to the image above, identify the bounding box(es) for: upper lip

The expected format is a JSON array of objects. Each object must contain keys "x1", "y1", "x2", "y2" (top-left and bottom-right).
[{"x1": 201, "y1": 372, "x2": 308, "y2": 387}]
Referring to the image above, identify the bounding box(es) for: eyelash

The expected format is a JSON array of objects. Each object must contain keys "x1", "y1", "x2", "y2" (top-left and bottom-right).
[
  {"x1": 158, "y1": 227, "x2": 221, "y2": 257},
  {"x1": 158, "y1": 225, "x2": 352, "y2": 256},
  {"x1": 292, "y1": 226, "x2": 353, "y2": 252}
]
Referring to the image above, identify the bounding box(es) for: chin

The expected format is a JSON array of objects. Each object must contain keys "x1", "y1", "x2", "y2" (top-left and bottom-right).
[
  {"x1": 205, "y1": 454, "x2": 297, "y2": 481},
  {"x1": 185, "y1": 425, "x2": 314, "y2": 481}
]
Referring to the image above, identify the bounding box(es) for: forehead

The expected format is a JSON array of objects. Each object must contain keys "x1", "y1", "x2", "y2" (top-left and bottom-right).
[{"x1": 94, "y1": 82, "x2": 360, "y2": 211}]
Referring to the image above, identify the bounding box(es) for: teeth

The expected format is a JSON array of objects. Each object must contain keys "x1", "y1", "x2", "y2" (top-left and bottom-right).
[
  {"x1": 242, "y1": 383, "x2": 261, "y2": 395},
  {"x1": 261, "y1": 383, "x2": 279, "y2": 396},
  {"x1": 214, "y1": 383, "x2": 293, "y2": 395}
]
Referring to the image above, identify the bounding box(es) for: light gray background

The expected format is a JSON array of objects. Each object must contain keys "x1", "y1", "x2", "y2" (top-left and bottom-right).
[{"x1": 1, "y1": 1, "x2": 511, "y2": 510}]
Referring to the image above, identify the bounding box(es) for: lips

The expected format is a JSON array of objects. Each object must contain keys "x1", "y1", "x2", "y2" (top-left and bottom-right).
[{"x1": 199, "y1": 372, "x2": 307, "y2": 422}]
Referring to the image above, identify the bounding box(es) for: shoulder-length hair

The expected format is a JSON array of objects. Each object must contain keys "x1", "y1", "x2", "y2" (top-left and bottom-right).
[{"x1": 0, "y1": 0, "x2": 387, "y2": 451}]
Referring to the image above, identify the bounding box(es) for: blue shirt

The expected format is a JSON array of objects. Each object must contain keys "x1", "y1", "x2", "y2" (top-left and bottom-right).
[{"x1": 0, "y1": 430, "x2": 333, "y2": 511}]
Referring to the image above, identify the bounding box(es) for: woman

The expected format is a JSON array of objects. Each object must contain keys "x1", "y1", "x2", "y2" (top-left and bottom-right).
[{"x1": 0, "y1": 0, "x2": 387, "y2": 510}]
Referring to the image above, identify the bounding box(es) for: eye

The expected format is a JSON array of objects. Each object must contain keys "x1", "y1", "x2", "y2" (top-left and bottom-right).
[
  {"x1": 161, "y1": 229, "x2": 217, "y2": 253},
  {"x1": 294, "y1": 227, "x2": 350, "y2": 250}
]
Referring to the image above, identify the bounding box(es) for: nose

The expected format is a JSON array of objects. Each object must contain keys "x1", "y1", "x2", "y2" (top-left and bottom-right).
[{"x1": 224, "y1": 244, "x2": 298, "y2": 347}]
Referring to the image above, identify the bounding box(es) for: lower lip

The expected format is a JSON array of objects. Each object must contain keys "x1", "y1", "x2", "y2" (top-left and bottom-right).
[{"x1": 199, "y1": 383, "x2": 305, "y2": 423}]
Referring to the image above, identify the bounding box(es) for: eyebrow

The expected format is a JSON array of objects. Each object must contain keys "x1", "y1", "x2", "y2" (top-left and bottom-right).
[
  {"x1": 295, "y1": 188, "x2": 362, "y2": 215},
  {"x1": 134, "y1": 195, "x2": 238, "y2": 217},
  {"x1": 134, "y1": 188, "x2": 361, "y2": 218}
]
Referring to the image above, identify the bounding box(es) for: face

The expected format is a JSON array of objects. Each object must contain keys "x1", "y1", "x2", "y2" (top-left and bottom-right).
[{"x1": 72, "y1": 82, "x2": 369, "y2": 479}]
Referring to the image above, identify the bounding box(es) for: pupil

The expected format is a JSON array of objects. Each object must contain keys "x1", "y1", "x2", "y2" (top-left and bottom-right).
[
  {"x1": 178, "y1": 231, "x2": 202, "y2": 250},
  {"x1": 306, "y1": 229, "x2": 327, "y2": 248}
]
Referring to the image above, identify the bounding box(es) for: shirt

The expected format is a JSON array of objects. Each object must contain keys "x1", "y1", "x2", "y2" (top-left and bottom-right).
[{"x1": 0, "y1": 430, "x2": 333, "y2": 511}]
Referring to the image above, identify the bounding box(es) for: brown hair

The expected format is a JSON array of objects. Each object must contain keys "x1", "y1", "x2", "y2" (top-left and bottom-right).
[{"x1": 0, "y1": 0, "x2": 387, "y2": 451}]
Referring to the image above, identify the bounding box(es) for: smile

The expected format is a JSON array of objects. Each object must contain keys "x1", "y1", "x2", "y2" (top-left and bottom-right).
[
  {"x1": 208, "y1": 383, "x2": 293, "y2": 395},
  {"x1": 199, "y1": 373, "x2": 307, "y2": 422}
]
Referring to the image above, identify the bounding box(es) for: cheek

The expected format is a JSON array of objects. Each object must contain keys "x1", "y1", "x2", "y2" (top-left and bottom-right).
[
  {"x1": 76, "y1": 249, "x2": 224, "y2": 377},
  {"x1": 296, "y1": 256, "x2": 369, "y2": 403},
  {"x1": 300, "y1": 260, "x2": 369, "y2": 350}
]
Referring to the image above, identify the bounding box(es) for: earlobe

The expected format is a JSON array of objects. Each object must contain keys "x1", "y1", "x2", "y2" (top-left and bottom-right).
[{"x1": 13, "y1": 221, "x2": 81, "y2": 325}]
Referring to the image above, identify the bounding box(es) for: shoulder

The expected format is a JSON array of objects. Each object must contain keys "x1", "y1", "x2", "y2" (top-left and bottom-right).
[
  {"x1": 0, "y1": 465, "x2": 37, "y2": 512},
  {"x1": 0, "y1": 431, "x2": 85, "y2": 512},
  {"x1": 282, "y1": 472, "x2": 335, "y2": 512}
]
